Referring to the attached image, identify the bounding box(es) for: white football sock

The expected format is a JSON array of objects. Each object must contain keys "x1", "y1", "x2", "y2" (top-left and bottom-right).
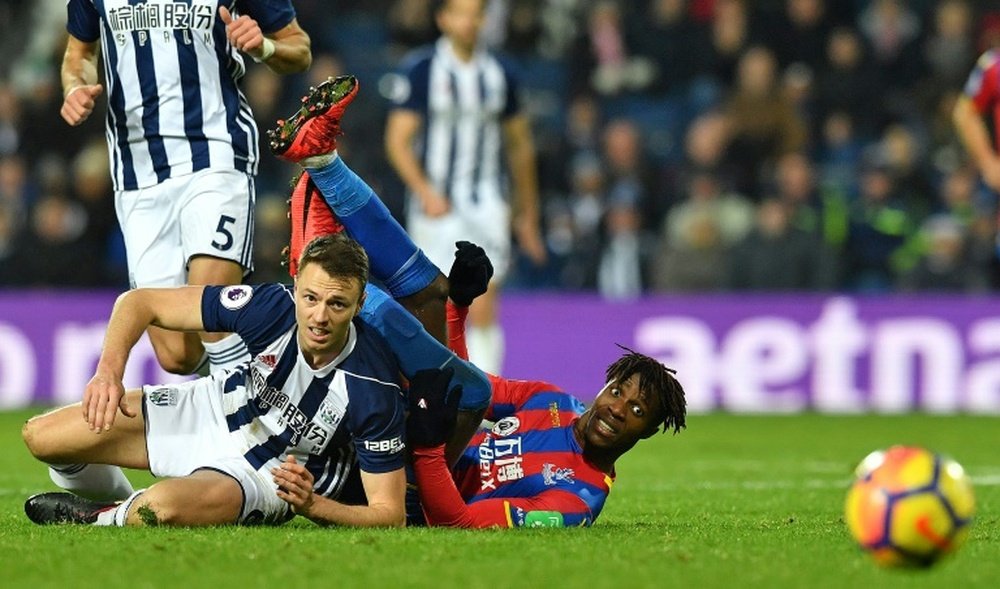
[
  {"x1": 94, "y1": 506, "x2": 118, "y2": 526},
  {"x1": 466, "y1": 323, "x2": 505, "y2": 375},
  {"x1": 203, "y1": 333, "x2": 250, "y2": 374},
  {"x1": 48, "y1": 463, "x2": 134, "y2": 501},
  {"x1": 99, "y1": 489, "x2": 147, "y2": 527},
  {"x1": 301, "y1": 150, "x2": 338, "y2": 170}
]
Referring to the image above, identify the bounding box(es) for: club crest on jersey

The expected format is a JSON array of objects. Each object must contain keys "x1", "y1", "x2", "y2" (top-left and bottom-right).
[
  {"x1": 220, "y1": 285, "x2": 253, "y2": 310},
  {"x1": 148, "y1": 387, "x2": 177, "y2": 407},
  {"x1": 316, "y1": 400, "x2": 343, "y2": 430},
  {"x1": 492, "y1": 416, "x2": 520, "y2": 437},
  {"x1": 542, "y1": 463, "x2": 575, "y2": 486}
]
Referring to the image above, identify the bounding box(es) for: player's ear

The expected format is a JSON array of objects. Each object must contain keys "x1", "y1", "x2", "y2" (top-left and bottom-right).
[{"x1": 355, "y1": 289, "x2": 367, "y2": 316}]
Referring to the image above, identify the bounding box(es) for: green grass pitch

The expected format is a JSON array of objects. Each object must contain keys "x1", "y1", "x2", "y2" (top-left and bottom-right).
[{"x1": 0, "y1": 409, "x2": 996, "y2": 588}]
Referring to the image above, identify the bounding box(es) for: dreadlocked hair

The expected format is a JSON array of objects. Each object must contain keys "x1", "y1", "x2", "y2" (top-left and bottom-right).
[{"x1": 605, "y1": 344, "x2": 687, "y2": 435}]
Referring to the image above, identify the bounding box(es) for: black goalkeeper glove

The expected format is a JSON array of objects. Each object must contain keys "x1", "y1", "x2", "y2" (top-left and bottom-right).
[
  {"x1": 407, "y1": 367, "x2": 464, "y2": 448},
  {"x1": 448, "y1": 241, "x2": 494, "y2": 307}
]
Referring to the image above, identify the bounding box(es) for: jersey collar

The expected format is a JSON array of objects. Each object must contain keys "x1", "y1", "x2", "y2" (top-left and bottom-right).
[{"x1": 300, "y1": 321, "x2": 357, "y2": 377}]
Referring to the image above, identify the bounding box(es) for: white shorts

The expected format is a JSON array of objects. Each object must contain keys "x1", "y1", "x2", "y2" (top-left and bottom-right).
[
  {"x1": 407, "y1": 201, "x2": 511, "y2": 283},
  {"x1": 142, "y1": 376, "x2": 292, "y2": 525},
  {"x1": 116, "y1": 168, "x2": 255, "y2": 288}
]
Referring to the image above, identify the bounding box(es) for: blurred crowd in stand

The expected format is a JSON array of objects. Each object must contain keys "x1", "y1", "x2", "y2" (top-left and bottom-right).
[{"x1": 3, "y1": 0, "x2": 1000, "y2": 297}]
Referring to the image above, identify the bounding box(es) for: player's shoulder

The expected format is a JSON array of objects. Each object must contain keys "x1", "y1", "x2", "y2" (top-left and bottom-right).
[
  {"x1": 513, "y1": 390, "x2": 587, "y2": 426},
  {"x1": 351, "y1": 316, "x2": 395, "y2": 355},
  {"x1": 487, "y1": 49, "x2": 518, "y2": 71},
  {"x1": 482, "y1": 49, "x2": 523, "y2": 81},
  {"x1": 389, "y1": 46, "x2": 436, "y2": 107},
  {"x1": 495, "y1": 376, "x2": 562, "y2": 392},
  {"x1": 400, "y1": 45, "x2": 436, "y2": 73},
  {"x1": 341, "y1": 318, "x2": 403, "y2": 385},
  {"x1": 205, "y1": 282, "x2": 286, "y2": 308}
]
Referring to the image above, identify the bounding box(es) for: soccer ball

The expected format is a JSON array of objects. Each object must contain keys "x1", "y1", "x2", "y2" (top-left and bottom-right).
[{"x1": 845, "y1": 445, "x2": 975, "y2": 567}]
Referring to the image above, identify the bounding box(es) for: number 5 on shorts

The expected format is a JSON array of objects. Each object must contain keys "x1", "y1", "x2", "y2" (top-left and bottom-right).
[{"x1": 212, "y1": 215, "x2": 237, "y2": 251}]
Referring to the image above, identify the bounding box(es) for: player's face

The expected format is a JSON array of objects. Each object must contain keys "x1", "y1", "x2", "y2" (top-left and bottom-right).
[
  {"x1": 293, "y1": 262, "x2": 365, "y2": 368},
  {"x1": 438, "y1": 0, "x2": 485, "y2": 51},
  {"x1": 580, "y1": 375, "x2": 658, "y2": 451}
]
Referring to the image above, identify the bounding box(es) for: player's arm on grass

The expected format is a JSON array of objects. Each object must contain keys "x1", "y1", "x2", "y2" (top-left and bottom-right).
[
  {"x1": 407, "y1": 368, "x2": 591, "y2": 528},
  {"x1": 84, "y1": 286, "x2": 206, "y2": 433},
  {"x1": 273, "y1": 458, "x2": 406, "y2": 527},
  {"x1": 411, "y1": 445, "x2": 593, "y2": 528}
]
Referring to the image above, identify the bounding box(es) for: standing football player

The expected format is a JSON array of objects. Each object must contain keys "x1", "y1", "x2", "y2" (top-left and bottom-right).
[
  {"x1": 385, "y1": 0, "x2": 547, "y2": 376},
  {"x1": 61, "y1": 1, "x2": 310, "y2": 376}
]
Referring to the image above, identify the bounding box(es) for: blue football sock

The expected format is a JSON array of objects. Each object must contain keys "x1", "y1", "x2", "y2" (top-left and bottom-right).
[
  {"x1": 307, "y1": 157, "x2": 439, "y2": 298},
  {"x1": 361, "y1": 283, "x2": 491, "y2": 411}
]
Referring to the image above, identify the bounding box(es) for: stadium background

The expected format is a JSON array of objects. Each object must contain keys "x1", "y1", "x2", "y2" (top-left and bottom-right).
[{"x1": 3, "y1": 0, "x2": 1000, "y2": 411}]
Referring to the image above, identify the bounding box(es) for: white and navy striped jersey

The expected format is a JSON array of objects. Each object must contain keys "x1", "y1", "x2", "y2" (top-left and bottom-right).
[
  {"x1": 66, "y1": 0, "x2": 295, "y2": 191},
  {"x1": 201, "y1": 283, "x2": 406, "y2": 500},
  {"x1": 392, "y1": 37, "x2": 521, "y2": 210}
]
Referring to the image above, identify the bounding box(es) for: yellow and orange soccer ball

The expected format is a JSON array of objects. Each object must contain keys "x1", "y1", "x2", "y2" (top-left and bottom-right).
[{"x1": 845, "y1": 445, "x2": 975, "y2": 567}]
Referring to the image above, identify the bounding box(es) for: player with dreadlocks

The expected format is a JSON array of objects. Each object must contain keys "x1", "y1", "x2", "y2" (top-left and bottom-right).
[
  {"x1": 259, "y1": 236, "x2": 687, "y2": 529},
  {"x1": 399, "y1": 302, "x2": 688, "y2": 528}
]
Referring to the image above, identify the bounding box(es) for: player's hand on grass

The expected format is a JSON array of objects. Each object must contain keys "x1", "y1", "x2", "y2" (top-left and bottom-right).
[
  {"x1": 273, "y1": 455, "x2": 316, "y2": 516},
  {"x1": 61, "y1": 84, "x2": 103, "y2": 126},
  {"x1": 448, "y1": 241, "x2": 494, "y2": 307},
  {"x1": 82, "y1": 371, "x2": 133, "y2": 433},
  {"x1": 407, "y1": 368, "x2": 463, "y2": 448},
  {"x1": 219, "y1": 6, "x2": 270, "y2": 60}
]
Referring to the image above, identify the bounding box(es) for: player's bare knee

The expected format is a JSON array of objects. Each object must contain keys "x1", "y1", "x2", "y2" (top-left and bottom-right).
[
  {"x1": 21, "y1": 418, "x2": 39, "y2": 457},
  {"x1": 131, "y1": 476, "x2": 241, "y2": 526},
  {"x1": 127, "y1": 488, "x2": 183, "y2": 526},
  {"x1": 22, "y1": 414, "x2": 57, "y2": 461},
  {"x1": 134, "y1": 502, "x2": 164, "y2": 526}
]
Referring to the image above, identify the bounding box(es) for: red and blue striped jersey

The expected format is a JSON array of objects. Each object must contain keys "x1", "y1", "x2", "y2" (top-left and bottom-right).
[{"x1": 413, "y1": 375, "x2": 614, "y2": 528}]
